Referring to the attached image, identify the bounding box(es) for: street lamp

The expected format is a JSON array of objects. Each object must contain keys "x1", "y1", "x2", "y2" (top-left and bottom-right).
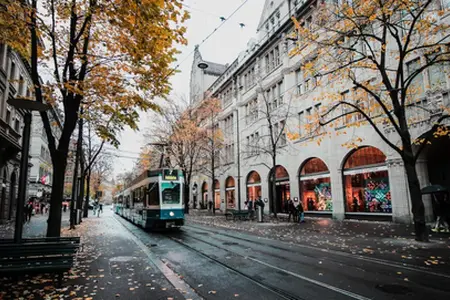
[{"x1": 7, "y1": 97, "x2": 49, "y2": 243}]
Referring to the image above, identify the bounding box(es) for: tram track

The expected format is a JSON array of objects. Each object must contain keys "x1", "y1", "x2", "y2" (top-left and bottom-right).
[
  {"x1": 184, "y1": 224, "x2": 450, "y2": 280},
  {"x1": 170, "y1": 229, "x2": 372, "y2": 300},
  {"x1": 168, "y1": 235, "x2": 305, "y2": 300}
]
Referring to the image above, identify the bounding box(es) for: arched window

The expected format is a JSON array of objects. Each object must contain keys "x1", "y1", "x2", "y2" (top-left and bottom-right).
[
  {"x1": 213, "y1": 179, "x2": 220, "y2": 209},
  {"x1": 246, "y1": 171, "x2": 261, "y2": 202},
  {"x1": 343, "y1": 147, "x2": 391, "y2": 214},
  {"x1": 299, "y1": 158, "x2": 332, "y2": 212},
  {"x1": 225, "y1": 176, "x2": 235, "y2": 209},
  {"x1": 201, "y1": 182, "x2": 208, "y2": 208},
  {"x1": 269, "y1": 165, "x2": 290, "y2": 213}
]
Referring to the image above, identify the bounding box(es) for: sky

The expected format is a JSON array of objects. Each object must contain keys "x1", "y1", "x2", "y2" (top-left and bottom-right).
[{"x1": 110, "y1": 0, "x2": 266, "y2": 177}]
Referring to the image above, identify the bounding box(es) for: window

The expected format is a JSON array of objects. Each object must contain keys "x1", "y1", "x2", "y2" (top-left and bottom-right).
[
  {"x1": 0, "y1": 44, "x2": 6, "y2": 70},
  {"x1": 298, "y1": 111, "x2": 304, "y2": 137},
  {"x1": 5, "y1": 109, "x2": 11, "y2": 125},
  {"x1": 161, "y1": 182, "x2": 181, "y2": 205},
  {"x1": 406, "y1": 58, "x2": 424, "y2": 96},
  {"x1": 274, "y1": 46, "x2": 280, "y2": 67},
  {"x1": 426, "y1": 52, "x2": 446, "y2": 90},
  {"x1": 148, "y1": 182, "x2": 160, "y2": 206},
  {"x1": 296, "y1": 69, "x2": 304, "y2": 95},
  {"x1": 306, "y1": 108, "x2": 312, "y2": 135},
  {"x1": 9, "y1": 60, "x2": 16, "y2": 80},
  {"x1": 341, "y1": 90, "x2": 352, "y2": 124},
  {"x1": 14, "y1": 118, "x2": 20, "y2": 132},
  {"x1": 18, "y1": 75, "x2": 25, "y2": 96},
  {"x1": 280, "y1": 120, "x2": 286, "y2": 145}
]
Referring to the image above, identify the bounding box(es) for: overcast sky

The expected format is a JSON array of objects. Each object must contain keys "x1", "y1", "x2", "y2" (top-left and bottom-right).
[{"x1": 109, "y1": 0, "x2": 265, "y2": 177}]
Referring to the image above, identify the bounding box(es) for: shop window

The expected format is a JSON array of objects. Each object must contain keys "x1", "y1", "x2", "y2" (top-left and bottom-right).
[
  {"x1": 246, "y1": 171, "x2": 262, "y2": 201},
  {"x1": 225, "y1": 176, "x2": 235, "y2": 209},
  {"x1": 299, "y1": 158, "x2": 332, "y2": 211},
  {"x1": 343, "y1": 147, "x2": 391, "y2": 213},
  {"x1": 214, "y1": 179, "x2": 220, "y2": 209}
]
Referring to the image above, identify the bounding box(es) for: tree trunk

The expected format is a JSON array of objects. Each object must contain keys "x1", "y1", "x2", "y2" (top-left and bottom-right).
[
  {"x1": 271, "y1": 155, "x2": 278, "y2": 218},
  {"x1": 183, "y1": 170, "x2": 190, "y2": 214},
  {"x1": 403, "y1": 157, "x2": 429, "y2": 242},
  {"x1": 83, "y1": 172, "x2": 91, "y2": 218},
  {"x1": 46, "y1": 153, "x2": 67, "y2": 237}
]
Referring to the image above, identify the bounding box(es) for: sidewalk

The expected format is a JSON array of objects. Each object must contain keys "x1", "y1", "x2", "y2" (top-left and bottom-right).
[
  {"x1": 0, "y1": 211, "x2": 70, "y2": 239},
  {"x1": 186, "y1": 209, "x2": 450, "y2": 273},
  {"x1": 0, "y1": 209, "x2": 191, "y2": 299}
]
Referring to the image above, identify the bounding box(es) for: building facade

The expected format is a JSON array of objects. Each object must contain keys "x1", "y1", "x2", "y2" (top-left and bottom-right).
[
  {"x1": 190, "y1": 0, "x2": 450, "y2": 223},
  {"x1": 28, "y1": 107, "x2": 63, "y2": 201},
  {"x1": 0, "y1": 43, "x2": 31, "y2": 222}
]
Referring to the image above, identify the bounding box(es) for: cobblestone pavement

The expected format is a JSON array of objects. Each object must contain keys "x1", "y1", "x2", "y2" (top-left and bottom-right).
[{"x1": 186, "y1": 209, "x2": 450, "y2": 273}]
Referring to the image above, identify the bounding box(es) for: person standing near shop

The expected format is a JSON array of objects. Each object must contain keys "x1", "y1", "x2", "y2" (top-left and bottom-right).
[{"x1": 297, "y1": 202, "x2": 305, "y2": 223}]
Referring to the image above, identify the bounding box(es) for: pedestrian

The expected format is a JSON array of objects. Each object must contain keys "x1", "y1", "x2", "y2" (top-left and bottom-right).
[
  {"x1": 247, "y1": 198, "x2": 254, "y2": 219},
  {"x1": 208, "y1": 199, "x2": 213, "y2": 211},
  {"x1": 287, "y1": 199, "x2": 296, "y2": 222},
  {"x1": 432, "y1": 192, "x2": 449, "y2": 233},
  {"x1": 98, "y1": 203, "x2": 103, "y2": 217},
  {"x1": 40, "y1": 202, "x2": 45, "y2": 215},
  {"x1": 297, "y1": 202, "x2": 305, "y2": 223},
  {"x1": 26, "y1": 201, "x2": 33, "y2": 222},
  {"x1": 45, "y1": 203, "x2": 49, "y2": 214}
]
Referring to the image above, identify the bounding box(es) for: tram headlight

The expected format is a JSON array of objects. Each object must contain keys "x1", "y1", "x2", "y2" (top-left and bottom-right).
[{"x1": 169, "y1": 211, "x2": 175, "y2": 217}]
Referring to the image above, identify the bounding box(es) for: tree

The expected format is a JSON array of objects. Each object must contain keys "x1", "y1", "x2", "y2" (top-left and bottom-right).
[
  {"x1": 90, "y1": 156, "x2": 112, "y2": 199},
  {"x1": 82, "y1": 115, "x2": 107, "y2": 217},
  {"x1": 1, "y1": 0, "x2": 188, "y2": 236},
  {"x1": 149, "y1": 97, "x2": 208, "y2": 214},
  {"x1": 197, "y1": 97, "x2": 226, "y2": 214},
  {"x1": 243, "y1": 80, "x2": 294, "y2": 218},
  {"x1": 292, "y1": 0, "x2": 450, "y2": 241}
]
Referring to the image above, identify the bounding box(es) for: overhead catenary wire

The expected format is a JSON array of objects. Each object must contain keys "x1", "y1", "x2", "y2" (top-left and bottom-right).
[{"x1": 163, "y1": 0, "x2": 250, "y2": 81}]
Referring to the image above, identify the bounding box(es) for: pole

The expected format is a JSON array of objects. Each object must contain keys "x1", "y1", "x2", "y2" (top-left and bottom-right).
[
  {"x1": 14, "y1": 112, "x2": 32, "y2": 243},
  {"x1": 69, "y1": 116, "x2": 81, "y2": 229},
  {"x1": 76, "y1": 109, "x2": 84, "y2": 224},
  {"x1": 211, "y1": 116, "x2": 215, "y2": 215},
  {"x1": 236, "y1": 108, "x2": 242, "y2": 212}
]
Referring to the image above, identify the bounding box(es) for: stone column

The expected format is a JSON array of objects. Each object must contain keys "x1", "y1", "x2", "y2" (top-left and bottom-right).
[
  {"x1": 387, "y1": 158, "x2": 412, "y2": 223},
  {"x1": 261, "y1": 177, "x2": 270, "y2": 214},
  {"x1": 330, "y1": 168, "x2": 345, "y2": 220},
  {"x1": 415, "y1": 158, "x2": 434, "y2": 222}
]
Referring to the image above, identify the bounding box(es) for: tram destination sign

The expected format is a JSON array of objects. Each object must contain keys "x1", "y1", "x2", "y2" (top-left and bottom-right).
[{"x1": 163, "y1": 169, "x2": 179, "y2": 181}]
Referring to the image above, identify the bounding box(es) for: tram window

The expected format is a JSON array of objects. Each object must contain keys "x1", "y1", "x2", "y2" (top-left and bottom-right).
[
  {"x1": 148, "y1": 182, "x2": 160, "y2": 206},
  {"x1": 161, "y1": 182, "x2": 181, "y2": 205}
]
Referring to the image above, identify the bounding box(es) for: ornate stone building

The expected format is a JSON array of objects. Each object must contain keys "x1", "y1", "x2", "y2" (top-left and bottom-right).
[{"x1": 189, "y1": 0, "x2": 450, "y2": 223}]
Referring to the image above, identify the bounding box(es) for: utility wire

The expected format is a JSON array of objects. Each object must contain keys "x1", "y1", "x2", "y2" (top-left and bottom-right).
[{"x1": 163, "y1": 0, "x2": 250, "y2": 81}]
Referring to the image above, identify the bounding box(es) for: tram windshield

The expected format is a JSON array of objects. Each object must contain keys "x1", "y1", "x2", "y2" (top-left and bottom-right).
[{"x1": 161, "y1": 182, "x2": 181, "y2": 205}]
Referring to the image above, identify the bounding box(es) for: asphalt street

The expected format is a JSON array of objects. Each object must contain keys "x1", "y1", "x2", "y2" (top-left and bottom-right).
[{"x1": 115, "y1": 214, "x2": 450, "y2": 300}]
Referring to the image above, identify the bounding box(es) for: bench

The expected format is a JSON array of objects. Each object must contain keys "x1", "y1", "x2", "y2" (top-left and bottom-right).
[
  {"x1": 0, "y1": 237, "x2": 81, "y2": 286},
  {"x1": 225, "y1": 210, "x2": 253, "y2": 221}
]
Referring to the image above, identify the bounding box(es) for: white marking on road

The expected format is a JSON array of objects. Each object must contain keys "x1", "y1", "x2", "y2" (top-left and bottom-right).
[
  {"x1": 246, "y1": 256, "x2": 371, "y2": 300},
  {"x1": 112, "y1": 216, "x2": 203, "y2": 300}
]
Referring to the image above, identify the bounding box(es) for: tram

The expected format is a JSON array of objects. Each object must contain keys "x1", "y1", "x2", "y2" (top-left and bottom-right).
[{"x1": 114, "y1": 168, "x2": 184, "y2": 229}]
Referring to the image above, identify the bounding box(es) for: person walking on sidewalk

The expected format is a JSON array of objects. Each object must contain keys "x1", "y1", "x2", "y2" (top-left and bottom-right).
[
  {"x1": 98, "y1": 203, "x2": 103, "y2": 217},
  {"x1": 432, "y1": 192, "x2": 449, "y2": 233},
  {"x1": 287, "y1": 199, "x2": 296, "y2": 222},
  {"x1": 296, "y1": 202, "x2": 305, "y2": 223}
]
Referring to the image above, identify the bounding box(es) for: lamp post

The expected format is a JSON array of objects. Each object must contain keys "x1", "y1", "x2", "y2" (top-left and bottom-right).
[{"x1": 7, "y1": 97, "x2": 49, "y2": 243}]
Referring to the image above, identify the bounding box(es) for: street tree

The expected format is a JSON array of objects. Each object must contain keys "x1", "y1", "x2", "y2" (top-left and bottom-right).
[
  {"x1": 244, "y1": 80, "x2": 294, "y2": 218},
  {"x1": 0, "y1": 0, "x2": 188, "y2": 236},
  {"x1": 148, "y1": 97, "x2": 207, "y2": 214},
  {"x1": 197, "y1": 97, "x2": 226, "y2": 214},
  {"x1": 292, "y1": 0, "x2": 450, "y2": 241}
]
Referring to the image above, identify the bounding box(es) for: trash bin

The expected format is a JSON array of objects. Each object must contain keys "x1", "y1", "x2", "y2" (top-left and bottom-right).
[{"x1": 257, "y1": 207, "x2": 263, "y2": 223}]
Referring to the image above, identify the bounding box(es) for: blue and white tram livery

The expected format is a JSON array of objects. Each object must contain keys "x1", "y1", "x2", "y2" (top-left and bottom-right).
[{"x1": 114, "y1": 168, "x2": 184, "y2": 229}]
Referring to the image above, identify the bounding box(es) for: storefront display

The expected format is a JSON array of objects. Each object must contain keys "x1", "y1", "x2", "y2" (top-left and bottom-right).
[
  {"x1": 343, "y1": 147, "x2": 391, "y2": 214},
  {"x1": 300, "y1": 158, "x2": 332, "y2": 211},
  {"x1": 225, "y1": 176, "x2": 235, "y2": 209},
  {"x1": 246, "y1": 171, "x2": 262, "y2": 201},
  {"x1": 214, "y1": 180, "x2": 220, "y2": 209}
]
